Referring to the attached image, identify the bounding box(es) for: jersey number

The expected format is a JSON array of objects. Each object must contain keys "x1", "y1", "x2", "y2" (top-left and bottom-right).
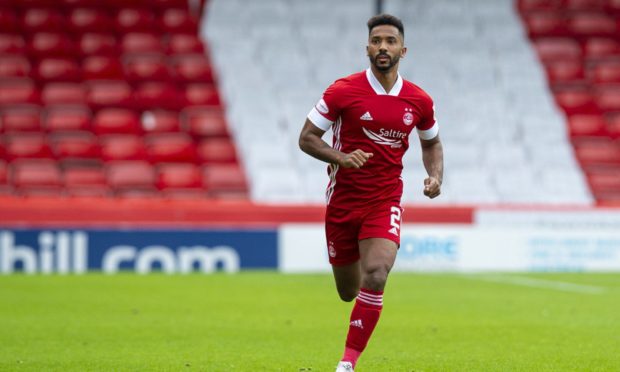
[{"x1": 389, "y1": 206, "x2": 401, "y2": 235}]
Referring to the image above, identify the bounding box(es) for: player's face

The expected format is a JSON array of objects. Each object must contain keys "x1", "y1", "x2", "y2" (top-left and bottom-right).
[{"x1": 367, "y1": 25, "x2": 406, "y2": 72}]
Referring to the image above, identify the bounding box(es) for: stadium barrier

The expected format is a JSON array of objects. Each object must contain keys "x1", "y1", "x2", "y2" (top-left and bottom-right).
[
  {"x1": 281, "y1": 225, "x2": 620, "y2": 273},
  {"x1": 1, "y1": 197, "x2": 619, "y2": 274}
]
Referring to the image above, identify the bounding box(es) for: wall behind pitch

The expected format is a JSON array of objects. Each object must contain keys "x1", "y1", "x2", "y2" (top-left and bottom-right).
[{"x1": 279, "y1": 224, "x2": 620, "y2": 273}]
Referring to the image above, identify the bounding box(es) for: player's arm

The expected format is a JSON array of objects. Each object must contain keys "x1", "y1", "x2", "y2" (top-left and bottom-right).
[
  {"x1": 298, "y1": 119, "x2": 373, "y2": 169},
  {"x1": 420, "y1": 135, "x2": 443, "y2": 199}
]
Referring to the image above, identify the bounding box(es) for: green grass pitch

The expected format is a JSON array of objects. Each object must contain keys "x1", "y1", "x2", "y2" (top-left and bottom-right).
[{"x1": 0, "y1": 273, "x2": 619, "y2": 371}]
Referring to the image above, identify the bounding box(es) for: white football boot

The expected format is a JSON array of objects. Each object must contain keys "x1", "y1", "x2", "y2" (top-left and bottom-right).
[{"x1": 335, "y1": 361, "x2": 354, "y2": 372}]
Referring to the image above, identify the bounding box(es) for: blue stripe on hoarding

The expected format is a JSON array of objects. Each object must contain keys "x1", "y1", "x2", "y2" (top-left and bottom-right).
[{"x1": 0, "y1": 229, "x2": 278, "y2": 274}]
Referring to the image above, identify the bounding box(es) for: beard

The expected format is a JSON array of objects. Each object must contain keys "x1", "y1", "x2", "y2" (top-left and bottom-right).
[{"x1": 369, "y1": 53, "x2": 400, "y2": 72}]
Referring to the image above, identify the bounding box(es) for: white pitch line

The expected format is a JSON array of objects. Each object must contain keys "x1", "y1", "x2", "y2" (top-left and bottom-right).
[{"x1": 468, "y1": 275, "x2": 606, "y2": 295}]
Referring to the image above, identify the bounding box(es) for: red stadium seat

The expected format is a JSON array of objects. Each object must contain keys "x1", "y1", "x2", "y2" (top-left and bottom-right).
[
  {"x1": 553, "y1": 85, "x2": 599, "y2": 114},
  {"x1": 35, "y1": 58, "x2": 81, "y2": 82},
  {"x1": 68, "y1": 8, "x2": 113, "y2": 33},
  {"x1": 106, "y1": 160, "x2": 156, "y2": 191},
  {"x1": 0, "y1": 79, "x2": 40, "y2": 107},
  {"x1": 28, "y1": 32, "x2": 76, "y2": 58},
  {"x1": 0, "y1": 160, "x2": 8, "y2": 185},
  {"x1": 584, "y1": 38, "x2": 620, "y2": 62},
  {"x1": 605, "y1": 113, "x2": 620, "y2": 137},
  {"x1": 152, "y1": 0, "x2": 188, "y2": 10},
  {"x1": 159, "y1": 9, "x2": 197, "y2": 34},
  {"x1": 11, "y1": 159, "x2": 62, "y2": 195},
  {"x1": 573, "y1": 137, "x2": 620, "y2": 165},
  {"x1": 182, "y1": 107, "x2": 229, "y2": 137},
  {"x1": 92, "y1": 108, "x2": 141, "y2": 135},
  {"x1": 533, "y1": 38, "x2": 581, "y2": 62},
  {"x1": 607, "y1": 0, "x2": 620, "y2": 14},
  {"x1": 594, "y1": 85, "x2": 620, "y2": 111},
  {"x1": 0, "y1": 34, "x2": 26, "y2": 55},
  {"x1": 140, "y1": 110, "x2": 180, "y2": 133},
  {"x1": 587, "y1": 167, "x2": 620, "y2": 193},
  {"x1": 83, "y1": 56, "x2": 125, "y2": 80},
  {"x1": 564, "y1": 0, "x2": 606, "y2": 11},
  {"x1": 44, "y1": 105, "x2": 91, "y2": 132},
  {"x1": 156, "y1": 163, "x2": 203, "y2": 190},
  {"x1": 145, "y1": 133, "x2": 197, "y2": 163},
  {"x1": 183, "y1": 84, "x2": 221, "y2": 107},
  {"x1": 134, "y1": 82, "x2": 182, "y2": 111},
  {"x1": 50, "y1": 132, "x2": 100, "y2": 160},
  {"x1": 166, "y1": 34, "x2": 205, "y2": 56},
  {"x1": 100, "y1": 134, "x2": 147, "y2": 161},
  {"x1": 0, "y1": 8, "x2": 20, "y2": 33},
  {"x1": 63, "y1": 166, "x2": 105, "y2": 185},
  {"x1": 544, "y1": 60, "x2": 585, "y2": 83},
  {"x1": 593, "y1": 190, "x2": 620, "y2": 204},
  {"x1": 60, "y1": 0, "x2": 102, "y2": 7},
  {"x1": 523, "y1": 12, "x2": 568, "y2": 38},
  {"x1": 589, "y1": 61, "x2": 620, "y2": 84},
  {"x1": 0, "y1": 56, "x2": 31, "y2": 78},
  {"x1": 1, "y1": 105, "x2": 41, "y2": 133},
  {"x1": 22, "y1": 8, "x2": 65, "y2": 34},
  {"x1": 86, "y1": 81, "x2": 134, "y2": 110},
  {"x1": 4, "y1": 133, "x2": 53, "y2": 160},
  {"x1": 149, "y1": 115, "x2": 181, "y2": 139},
  {"x1": 568, "y1": 114, "x2": 608, "y2": 137},
  {"x1": 124, "y1": 55, "x2": 171, "y2": 83},
  {"x1": 12, "y1": 0, "x2": 58, "y2": 8},
  {"x1": 101, "y1": 0, "x2": 149, "y2": 9},
  {"x1": 121, "y1": 33, "x2": 163, "y2": 55},
  {"x1": 203, "y1": 163, "x2": 248, "y2": 199},
  {"x1": 41, "y1": 83, "x2": 86, "y2": 106},
  {"x1": 78, "y1": 33, "x2": 118, "y2": 57},
  {"x1": 171, "y1": 55, "x2": 214, "y2": 84},
  {"x1": 517, "y1": 0, "x2": 562, "y2": 12},
  {"x1": 198, "y1": 138, "x2": 238, "y2": 164},
  {"x1": 567, "y1": 13, "x2": 617, "y2": 38},
  {"x1": 64, "y1": 165, "x2": 109, "y2": 197},
  {"x1": 115, "y1": 8, "x2": 157, "y2": 33}
]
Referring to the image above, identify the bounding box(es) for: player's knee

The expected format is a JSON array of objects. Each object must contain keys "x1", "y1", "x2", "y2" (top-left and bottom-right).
[{"x1": 362, "y1": 266, "x2": 389, "y2": 291}]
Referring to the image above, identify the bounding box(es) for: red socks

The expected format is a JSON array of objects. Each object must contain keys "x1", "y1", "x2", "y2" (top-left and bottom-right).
[{"x1": 342, "y1": 288, "x2": 383, "y2": 367}]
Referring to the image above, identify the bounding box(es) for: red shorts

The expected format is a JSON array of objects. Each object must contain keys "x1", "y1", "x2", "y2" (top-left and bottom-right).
[{"x1": 325, "y1": 201, "x2": 403, "y2": 266}]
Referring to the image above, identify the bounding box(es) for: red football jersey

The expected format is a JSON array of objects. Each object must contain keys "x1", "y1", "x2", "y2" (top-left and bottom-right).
[{"x1": 307, "y1": 68, "x2": 438, "y2": 209}]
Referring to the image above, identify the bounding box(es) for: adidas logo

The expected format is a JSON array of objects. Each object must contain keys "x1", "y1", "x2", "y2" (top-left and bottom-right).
[
  {"x1": 350, "y1": 319, "x2": 364, "y2": 329},
  {"x1": 360, "y1": 112, "x2": 373, "y2": 121}
]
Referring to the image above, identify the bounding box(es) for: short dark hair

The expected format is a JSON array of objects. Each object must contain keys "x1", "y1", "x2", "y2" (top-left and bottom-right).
[{"x1": 367, "y1": 14, "x2": 404, "y2": 39}]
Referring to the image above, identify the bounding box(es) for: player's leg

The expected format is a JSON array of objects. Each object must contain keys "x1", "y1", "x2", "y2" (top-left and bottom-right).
[
  {"x1": 339, "y1": 238, "x2": 397, "y2": 368},
  {"x1": 337, "y1": 202, "x2": 402, "y2": 370},
  {"x1": 332, "y1": 261, "x2": 361, "y2": 302},
  {"x1": 359, "y1": 238, "x2": 398, "y2": 291}
]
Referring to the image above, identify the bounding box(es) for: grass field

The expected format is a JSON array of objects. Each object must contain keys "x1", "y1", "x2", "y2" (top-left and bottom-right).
[{"x1": 0, "y1": 273, "x2": 619, "y2": 372}]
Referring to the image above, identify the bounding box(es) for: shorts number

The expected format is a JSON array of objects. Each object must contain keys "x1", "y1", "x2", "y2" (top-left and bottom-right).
[{"x1": 390, "y1": 206, "x2": 401, "y2": 232}]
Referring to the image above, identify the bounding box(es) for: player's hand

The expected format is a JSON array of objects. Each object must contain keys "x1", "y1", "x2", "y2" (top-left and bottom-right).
[
  {"x1": 338, "y1": 149, "x2": 373, "y2": 169},
  {"x1": 423, "y1": 176, "x2": 441, "y2": 199}
]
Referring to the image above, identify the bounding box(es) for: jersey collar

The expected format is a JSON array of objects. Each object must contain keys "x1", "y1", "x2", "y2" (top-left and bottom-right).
[{"x1": 366, "y1": 68, "x2": 403, "y2": 96}]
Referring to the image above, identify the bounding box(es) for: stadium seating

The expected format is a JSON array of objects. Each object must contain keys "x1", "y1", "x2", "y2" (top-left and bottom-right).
[
  {"x1": 11, "y1": 159, "x2": 63, "y2": 196},
  {"x1": 4, "y1": 0, "x2": 615, "y2": 205},
  {"x1": 205, "y1": 0, "x2": 593, "y2": 204},
  {"x1": 518, "y1": 0, "x2": 620, "y2": 203},
  {"x1": 0, "y1": 0, "x2": 245, "y2": 199}
]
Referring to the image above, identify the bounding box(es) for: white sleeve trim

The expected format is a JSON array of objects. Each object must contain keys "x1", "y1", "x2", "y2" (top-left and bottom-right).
[
  {"x1": 417, "y1": 122, "x2": 439, "y2": 140},
  {"x1": 307, "y1": 107, "x2": 334, "y2": 131}
]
